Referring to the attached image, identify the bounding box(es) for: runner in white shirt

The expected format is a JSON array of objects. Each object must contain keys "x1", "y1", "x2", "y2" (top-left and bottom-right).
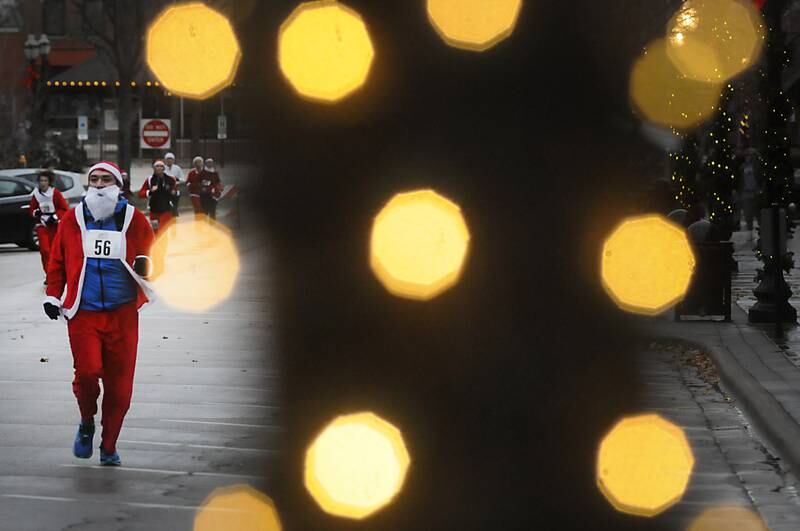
[{"x1": 164, "y1": 152, "x2": 184, "y2": 216}]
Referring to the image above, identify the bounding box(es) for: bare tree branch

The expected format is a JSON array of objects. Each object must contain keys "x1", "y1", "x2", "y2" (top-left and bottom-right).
[{"x1": 69, "y1": 0, "x2": 114, "y2": 51}]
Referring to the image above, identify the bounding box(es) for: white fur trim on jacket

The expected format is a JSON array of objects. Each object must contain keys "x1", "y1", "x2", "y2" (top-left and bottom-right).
[
  {"x1": 64, "y1": 203, "x2": 155, "y2": 319},
  {"x1": 43, "y1": 295, "x2": 62, "y2": 308}
]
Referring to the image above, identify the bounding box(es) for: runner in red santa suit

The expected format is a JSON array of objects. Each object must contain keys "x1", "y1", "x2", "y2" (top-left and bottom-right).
[
  {"x1": 186, "y1": 156, "x2": 223, "y2": 220},
  {"x1": 138, "y1": 159, "x2": 178, "y2": 233},
  {"x1": 43, "y1": 161, "x2": 155, "y2": 466},
  {"x1": 29, "y1": 169, "x2": 69, "y2": 279}
]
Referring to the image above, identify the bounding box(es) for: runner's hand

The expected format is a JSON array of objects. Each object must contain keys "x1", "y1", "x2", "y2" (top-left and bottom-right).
[
  {"x1": 33, "y1": 209, "x2": 41, "y2": 219},
  {"x1": 133, "y1": 257, "x2": 152, "y2": 278},
  {"x1": 43, "y1": 302, "x2": 60, "y2": 320}
]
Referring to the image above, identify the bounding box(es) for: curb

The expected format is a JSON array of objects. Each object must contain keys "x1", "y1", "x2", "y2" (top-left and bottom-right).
[{"x1": 643, "y1": 310, "x2": 800, "y2": 475}]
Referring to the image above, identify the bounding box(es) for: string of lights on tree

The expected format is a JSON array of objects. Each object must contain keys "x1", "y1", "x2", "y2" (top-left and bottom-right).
[
  {"x1": 703, "y1": 83, "x2": 737, "y2": 237},
  {"x1": 760, "y1": 0, "x2": 793, "y2": 208},
  {"x1": 669, "y1": 129, "x2": 700, "y2": 210}
]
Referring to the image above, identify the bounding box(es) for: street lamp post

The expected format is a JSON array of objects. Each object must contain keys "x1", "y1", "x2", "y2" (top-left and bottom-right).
[
  {"x1": 23, "y1": 33, "x2": 51, "y2": 162},
  {"x1": 748, "y1": 0, "x2": 798, "y2": 326}
]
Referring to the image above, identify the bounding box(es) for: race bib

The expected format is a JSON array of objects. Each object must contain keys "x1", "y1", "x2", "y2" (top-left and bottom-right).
[
  {"x1": 83, "y1": 230, "x2": 124, "y2": 259},
  {"x1": 39, "y1": 202, "x2": 55, "y2": 214}
]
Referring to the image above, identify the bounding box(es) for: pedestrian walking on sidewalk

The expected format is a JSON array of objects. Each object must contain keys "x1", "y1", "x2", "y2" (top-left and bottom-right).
[
  {"x1": 42, "y1": 161, "x2": 155, "y2": 466},
  {"x1": 164, "y1": 152, "x2": 183, "y2": 216},
  {"x1": 138, "y1": 159, "x2": 178, "y2": 233},
  {"x1": 739, "y1": 148, "x2": 762, "y2": 231},
  {"x1": 186, "y1": 156, "x2": 222, "y2": 220},
  {"x1": 29, "y1": 169, "x2": 69, "y2": 279}
]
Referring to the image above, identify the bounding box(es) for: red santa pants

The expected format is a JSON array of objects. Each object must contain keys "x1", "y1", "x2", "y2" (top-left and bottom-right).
[
  {"x1": 67, "y1": 301, "x2": 139, "y2": 454},
  {"x1": 36, "y1": 224, "x2": 58, "y2": 274},
  {"x1": 149, "y1": 211, "x2": 174, "y2": 234}
]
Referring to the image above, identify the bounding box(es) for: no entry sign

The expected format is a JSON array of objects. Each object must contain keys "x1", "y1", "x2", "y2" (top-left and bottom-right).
[{"x1": 140, "y1": 118, "x2": 171, "y2": 149}]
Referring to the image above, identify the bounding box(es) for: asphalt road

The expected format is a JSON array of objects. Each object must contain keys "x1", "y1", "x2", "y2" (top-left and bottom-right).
[{"x1": 0, "y1": 225, "x2": 278, "y2": 531}]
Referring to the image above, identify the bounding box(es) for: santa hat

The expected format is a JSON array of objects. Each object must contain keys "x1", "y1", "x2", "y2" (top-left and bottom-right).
[
  {"x1": 164, "y1": 152, "x2": 175, "y2": 160},
  {"x1": 153, "y1": 159, "x2": 166, "y2": 168},
  {"x1": 87, "y1": 161, "x2": 123, "y2": 187}
]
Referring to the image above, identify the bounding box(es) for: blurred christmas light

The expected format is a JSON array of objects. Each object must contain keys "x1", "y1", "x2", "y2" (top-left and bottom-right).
[
  {"x1": 147, "y1": 2, "x2": 241, "y2": 99},
  {"x1": 149, "y1": 219, "x2": 240, "y2": 312},
  {"x1": 278, "y1": 0, "x2": 374, "y2": 103},
  {"x1": 601, "y1": 214, "x2": 695, "y2": 315},
  {"x1": 666, "y1": 0, "x2": 764, "y2": 84},
  {"x1": 194, "y1": 485, "x2": 281, "y2": 531},
  {"x1": 688, "y1": 506, "x2": 767, "y2": 530},
  {"x1": 426, "y1": 0, "x2": 523, "y2": 51},
  {"x1": 597, "y1": 414, "x2": 694, "y2": 517},
  {"x1": 305, "y1": 412, "x2": 410, "y2": 519},
  {"x1": 630, "y1": 38, "x2": 722, "y2": 131},
  {"x1": 370, "y1": 189, "x2": 470, "y2": 300}
]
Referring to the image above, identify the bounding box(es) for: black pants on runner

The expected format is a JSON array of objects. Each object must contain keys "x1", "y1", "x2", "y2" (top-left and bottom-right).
[{"x1": 200, "y1": 194, "x2": 217, "y2": 219}]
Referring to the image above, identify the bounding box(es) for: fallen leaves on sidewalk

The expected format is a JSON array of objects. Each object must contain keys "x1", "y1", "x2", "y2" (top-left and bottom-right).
[{"x1": 649, "y1": 341, "x2": 720, "y2": 387}]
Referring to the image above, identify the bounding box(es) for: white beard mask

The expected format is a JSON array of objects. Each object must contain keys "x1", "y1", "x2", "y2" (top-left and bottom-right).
[{"x1": 84, "y1": 185, "x2": 120, "y2": 221}]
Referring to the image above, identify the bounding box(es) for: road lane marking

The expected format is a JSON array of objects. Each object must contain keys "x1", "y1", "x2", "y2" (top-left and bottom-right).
[
  {"x1": 59, "y1": 463, "x2": 264, "y2": 480},
  {"x1": 159, "y1": 419, "x2": 280, "y2": 430},
  {"x1": 117, "y1": 439, "x2": 274, "y2": 453},
  {"x1": 0, "y1": 397, "x2": 278, "y2": 410},
  {"x1": 0, "y1": 380, "x2": 274, "y2": 390},
  {"x1": 1, "y1": 494, "x2": 203, "y2": 511}
]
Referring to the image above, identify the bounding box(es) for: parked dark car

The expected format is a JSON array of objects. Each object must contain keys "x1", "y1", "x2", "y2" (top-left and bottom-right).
[{"x1": 0, "y1": 175, "x2": 38, "y2": 250}]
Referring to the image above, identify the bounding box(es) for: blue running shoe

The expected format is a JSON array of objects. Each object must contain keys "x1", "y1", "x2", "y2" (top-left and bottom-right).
[
  {"x1": 100, "y1": 448, "x2": 121, "y2": 466},
  {"x1": 72, "y1": 420, "x2": 94, "y2": 459}
]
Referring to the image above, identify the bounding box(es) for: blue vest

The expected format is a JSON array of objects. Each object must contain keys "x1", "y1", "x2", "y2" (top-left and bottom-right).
[{"x1": 79, "y1": 198, "x2": 138, "y2": 312}]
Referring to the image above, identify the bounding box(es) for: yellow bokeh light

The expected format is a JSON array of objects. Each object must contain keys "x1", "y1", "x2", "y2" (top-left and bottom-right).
[
  {"x1": 370, "y1": 189, "x2": 470, "y2": 301},
  {"x1": 149, "y1": 219, "x2": 240, "y2": 312},
  {"x1": 597, "y1": 414, "x2": 694, "y2": 517},
  {"x1": 688, "y1": 506, "x2": 768, "y2": 531},
  {"x1": 602, "y1": 214, "x2": 695, "y2": 316},
  {"x1": 194, "y1": 485, "x2": 281, "y2": 531},
  {"x1": 278, "y1": 0, "x2": 374, "y2": 103},
  {"x1": 305, "y1": 412, "x2": 410, "y2": 520},
  {"x1": 427, "y1": 0, "x2": 523, "y2": 51},
  {"x1": 147, "y1": 2, "x2": 241, "y2": 100},
  {"x1": 667, "y1": 0, "x2": 764, "y2": 84},
  {"x1": 630, "y1": 38, "x2": 722, "y2": 130}
]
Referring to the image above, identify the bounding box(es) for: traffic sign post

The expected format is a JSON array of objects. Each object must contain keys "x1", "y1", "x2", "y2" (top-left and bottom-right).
[
  {"x1": 217, "y1": 115, "x2": 227, "y2": 140},
  {"x1": 140, "y1": 118, "x2": 171, "y2": 150},
  {"x1": 217, "y1": 115, "x2": 227, "y2": 167},
  {"x1": 77, "y1": 115, "x2": 88, "y2": 141}
]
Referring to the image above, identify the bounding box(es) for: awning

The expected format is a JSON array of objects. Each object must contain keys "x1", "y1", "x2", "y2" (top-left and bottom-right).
[
  {"x1": 49, "y1": 53, "x2": 156, "y2": 85},
  {"x1": 48, "y1": 39, "x2": 96, "y2": 67}
]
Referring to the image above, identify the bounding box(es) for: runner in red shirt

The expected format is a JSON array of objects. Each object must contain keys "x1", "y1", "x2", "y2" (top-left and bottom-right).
[
  {"x1": 186, "y1": 156, "x2": 223, "y2": 219},
  {"x1": 43, "y1": 161, "x2": 155, "y2": 466},
  {"x1": 29, "y1": 169, "x2": 69, "y2": 279}
]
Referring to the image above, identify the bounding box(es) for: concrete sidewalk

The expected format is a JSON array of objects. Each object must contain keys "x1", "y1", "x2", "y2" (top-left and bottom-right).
[
  {"x1": 638, "y1": 345, "x2": 800, "y2": 530},
  {"x1": 642, "y1": 307, "x2": 800, "y2": 480}
]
